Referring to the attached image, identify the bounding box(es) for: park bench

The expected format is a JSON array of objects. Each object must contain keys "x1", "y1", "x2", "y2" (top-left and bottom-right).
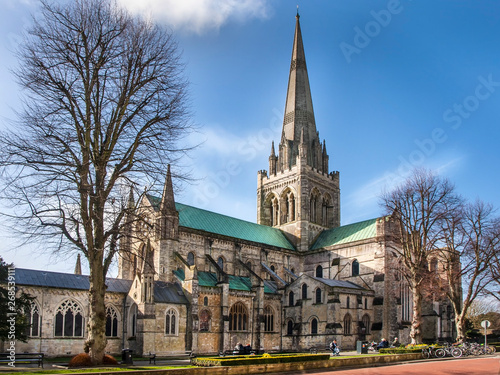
[{"x1": 0, "y1": 353, "x2": 44, "y2": 368}]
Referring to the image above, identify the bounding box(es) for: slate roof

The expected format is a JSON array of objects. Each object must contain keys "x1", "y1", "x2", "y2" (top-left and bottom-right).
[
  {"x1": 312, "y1": 276, "x2": 366, "y2": 290},
  {"x1": 146, "y1": 195, "x2": 295, "y2": 251},
  {"x1": 311, "y1": 218, "x2": 379, "y2": 250},
  {"x1": 153, "y1": 281, "x2": 189, "y2": 304},
  {"x1": 173, "y1": 269, "x2": 278, "y2": 294},
  {"x1": 13, "y1": 268, "x2": 132, "y2": 293}
]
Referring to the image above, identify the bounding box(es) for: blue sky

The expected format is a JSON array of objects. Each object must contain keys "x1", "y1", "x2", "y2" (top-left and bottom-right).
[{"x1": 1, "y1": 0, "x2": 500, "y2": 274}]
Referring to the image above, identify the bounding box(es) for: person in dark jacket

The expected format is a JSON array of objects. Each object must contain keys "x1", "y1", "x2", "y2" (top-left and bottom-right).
[
  {"x1": 377, "y1": 338, "x2": 389, "y2": 350},
  {"x1": 329, "y1": 339, "x2": 340, "y2": 356}
]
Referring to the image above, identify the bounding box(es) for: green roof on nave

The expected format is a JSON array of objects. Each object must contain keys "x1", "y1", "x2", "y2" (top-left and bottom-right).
[{"x1": 147, "y1": 195, "x2": 380, "y2": 251}]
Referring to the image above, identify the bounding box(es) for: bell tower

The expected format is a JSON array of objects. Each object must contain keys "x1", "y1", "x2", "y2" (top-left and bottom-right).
[{"x1": 257, "y1": 12, "x2": 340, "y2": 251}]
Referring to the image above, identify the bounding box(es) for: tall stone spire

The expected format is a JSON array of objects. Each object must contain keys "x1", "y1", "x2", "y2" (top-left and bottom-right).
[
  {"x1": 160, "y1": 164, "x2": 176, "y2": 214},
  {"x1": 279, "y1": 12, "x2": 323, "y2": 170},
  {"x1": 74, "y1": 253, "x2": 82, "y2": 275}
]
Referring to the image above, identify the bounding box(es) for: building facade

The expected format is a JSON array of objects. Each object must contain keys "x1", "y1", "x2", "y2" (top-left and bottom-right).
[{"x1": 10, "y1": 14, "x2": 455, "y2": 357}]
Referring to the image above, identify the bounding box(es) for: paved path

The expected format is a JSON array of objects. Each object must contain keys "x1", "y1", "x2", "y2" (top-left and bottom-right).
[{"x1": 270, "y1": 356, "x2": 500, "y2": 375}]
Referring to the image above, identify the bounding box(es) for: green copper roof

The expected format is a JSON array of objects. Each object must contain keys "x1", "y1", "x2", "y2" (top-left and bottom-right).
[
  {"x1": 311, "y1": 218, "x2": 378, "y2": 250},
  {"x1": 173, "y1": 270, "x2": 276, "y2": 294},
  {"x1": 147, "y1": 195, "x2": 295, "y2": 250}
]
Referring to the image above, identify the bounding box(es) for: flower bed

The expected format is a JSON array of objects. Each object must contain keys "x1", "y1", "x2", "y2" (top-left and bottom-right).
[{"x1": 191, "y1": 353, "x2": 330, "y2": 367}]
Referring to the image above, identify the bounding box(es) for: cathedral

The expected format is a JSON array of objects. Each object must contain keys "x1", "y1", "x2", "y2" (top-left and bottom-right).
[{"x1": 11, "y1": 14, "x2": 455, "y2": 357}]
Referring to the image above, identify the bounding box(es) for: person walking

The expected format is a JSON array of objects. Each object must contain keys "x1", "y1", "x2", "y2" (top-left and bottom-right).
[{"x1": 329, "y1": 339, "x2": 340, "y2": 356}]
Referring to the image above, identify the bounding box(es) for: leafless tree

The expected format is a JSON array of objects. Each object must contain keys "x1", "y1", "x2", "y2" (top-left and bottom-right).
[
  {"x1": 381, "y1": 169, "x2": 460, "y2": 344},
  {"x1": 439, "y1": 200, "x2": 499, "y2": 341},
  {"x1": 486, "y1": 218, "x2": 500, "y2": 304},
  {"x1": 0, "y1": 0, "x2": 192, "y2": 364}
]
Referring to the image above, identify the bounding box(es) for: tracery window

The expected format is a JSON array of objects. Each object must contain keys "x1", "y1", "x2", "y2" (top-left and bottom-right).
[
  {"x1": 105, "y1": 305, "x2": 119, "y2": 337},
  {"x1": 229, "y1": 302, "x2": 248, "y2": 331},
  {"x1": 26, "y1": 302, "x2": 41, "y2": 337},
  {"x1": 263, "y1": 305, "x2": 274, "y2": 332},
  {"x1": 199, "y1": 309, "x2": 211, "y2": 332},
  {"x1": 54, "y1": 299, "x2": 84, "y2": 337},
  {"x1": 165, "y1": 308, "x2": 178, "y2": 335}
]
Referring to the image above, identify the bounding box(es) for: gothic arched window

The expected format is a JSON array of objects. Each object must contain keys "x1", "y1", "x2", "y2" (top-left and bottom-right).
[
  {"x1": 204, "y1": 296, "x2": 208, "y2": 306},
  {"x1": 187, "y1": 252, "x2": 195, "y2": 266},
  {"x1": 264, "y1": 305, "x2": 274, "y2": 332},
  {"x1": 289, "y1": 291, "x2": 295, "y2": 307},
  {"x1": 322, "y1": 194, "x2": 331, "y2": 227},
  {"x1": 27, "y1": 302, "x2": 41, "y2": 337},
  {"x1": 311, "y1": 318, "x2": 318, "y2": 334},
  {"x1": 315, "y1": 288, "x2": 322, "y2": 304},
  {"x1": 352, "y1": 260, "x2": 359, "y2": 276},
  {"x1": 199, "y1": 309, "x2": 211, "y2": 332},
  {"x1": 105, "y1": 305, "x2": 119, "y2": 337},
  {"x1": 344, "y1": 314, "x2": 352, "y2": 335},
  {"x1": 346, "y1": 296, "x2": 350, "y2": 309},
  {"x1": 315, "y1": 265, "x2": 323, "y2": 278},
  {"x1": 362, "y1": 314, "x2": 370, "y2": 334},
  {"x1": 287, "y1": 320, "x2": 293, "y2": 335},
  {"x1": 130, "y1": 304, "x2": 137, "y2": 337},
  {"x1": 217, "y1": 256, "x2": 224, "y2": 271},
  {"x1": 54, "y1": 299, "x2": 84, "y2": 337},
  {"x1": 229, "y1": 302, "x2": 248, "y2": 331},
  {"x1": 302, "y1": 284, "x2": 308, "y2": 300},
  {"x1": 165, "y1": 308, "x2": 178, "y2": 335}
]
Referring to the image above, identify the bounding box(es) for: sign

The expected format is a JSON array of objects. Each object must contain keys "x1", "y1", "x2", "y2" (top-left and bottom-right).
[{"x1": 481, "y1": 320, "x2": 491, "y2": 329}]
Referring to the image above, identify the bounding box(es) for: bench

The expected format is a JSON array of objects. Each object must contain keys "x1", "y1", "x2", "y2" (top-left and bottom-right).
[
  {"x1": 148, "y1": 352, "x2": 156, "y2": 365},
  {"x1": 0, "y1": 353, "x2": 44, "y2": 368}
]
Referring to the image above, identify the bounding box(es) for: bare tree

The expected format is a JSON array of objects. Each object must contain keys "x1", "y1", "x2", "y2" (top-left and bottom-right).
[
  {"x1": 486, "y1": 218, "x2": 500, "y2": 304},
  {"x1": 381, "y1": 169, "x2": 460, "y2": 344},
  {"x1": 439, "y1": 200, "x2": 499, "y2": 341},
  {"x1": 0, "y1": 0, "x2": 191, "y2": 364}
]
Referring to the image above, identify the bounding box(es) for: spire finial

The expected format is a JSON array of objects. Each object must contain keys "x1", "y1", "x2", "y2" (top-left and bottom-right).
[
  {"x1": 74, "y1": 253, "x2": 82, "y2": 275},
  {"x1": 296, "y1": 5, "x2": 300, "y2": 19}
]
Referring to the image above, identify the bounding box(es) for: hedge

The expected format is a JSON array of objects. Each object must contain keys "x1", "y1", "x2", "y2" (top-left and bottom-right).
[{"x1": 192, "y1": 353, "x2": 331, "y2": 367}]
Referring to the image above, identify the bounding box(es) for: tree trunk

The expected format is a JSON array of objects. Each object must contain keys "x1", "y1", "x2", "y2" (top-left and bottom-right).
[
  {"x1": 85, "y1": 256, "x2": 107, "y2": 364},
  {"x1": 454, "y1": 312, "x2": 466, "y2": 342},
  {"x1": 410, "y1": 284, "x2": 423, "y2": 344}
]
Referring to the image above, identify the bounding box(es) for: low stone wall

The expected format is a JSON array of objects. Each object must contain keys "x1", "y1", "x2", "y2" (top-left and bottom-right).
[{"x1": 70, "y1": 353, "x2": 422, "y2": 375}]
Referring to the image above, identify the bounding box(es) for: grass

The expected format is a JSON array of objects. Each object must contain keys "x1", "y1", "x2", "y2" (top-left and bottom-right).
[{"x1": 3, "y1": 365, "x2": 197, "y2": 375}]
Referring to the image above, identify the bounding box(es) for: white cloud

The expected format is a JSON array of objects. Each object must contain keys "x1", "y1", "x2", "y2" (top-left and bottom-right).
[{"x1": 117, "y1": 0, "x2": 271, "y2": 34}]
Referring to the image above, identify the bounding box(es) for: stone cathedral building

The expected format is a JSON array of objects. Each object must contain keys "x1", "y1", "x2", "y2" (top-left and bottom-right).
[{"x1": 11, "y1": 14, "x2": 456, "y2": 357}]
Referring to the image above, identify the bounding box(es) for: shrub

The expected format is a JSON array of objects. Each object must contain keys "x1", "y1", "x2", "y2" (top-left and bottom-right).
[
  {"x1": 68, "y1": 353, "x2": 92, "y2": 368},
  {"x1": 68, "y1": 353, "x2": 118, "y2": 367}
]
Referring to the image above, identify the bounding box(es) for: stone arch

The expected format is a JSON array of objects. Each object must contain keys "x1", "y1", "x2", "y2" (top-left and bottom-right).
[
  {"x1": 187, "y1": 252, "x2": 195, "y2": 266},
  {"x1": 165, "y1": 306, "x2": 179, "y2": 335},
  {"x1": 54, "y1": 299, "x2": 85, "y2": 337},
  {"x1": 199, "y1": 309, "x2": 211, "y2": 332},
  {"x1": 129, "y1": 303, "x2": 138, "y2": 337},
  {"x1": 310, "y1": 188, "x2": 321, "y2": 224},
  {"x1": 229, "y1": 302, "x2": 248, "y2": 331},
  {"x1": 27, "y1": 300, "x2": 41, "y2": 337},
  {"x1": 264, "y1": 192, "x2": 280, "y2": 226},
  {"x1": 309, "y1": 316, "x2": 319, "y2": 334},
  {"x1": 280, "y1": 187, "x2": 297, "y2": 223},
  {"x1": 105, "y1": 304, "x2": 120, "y2": 337},
  {"x1": 217, "y1": 256, "x2": 225, "y2": 271},
  {"x1": 321, "y1": 192, "x2": 332, "y2": 227},
  {"x1": 263, "y1": 305, "x2": 275, "y2": 332}
]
